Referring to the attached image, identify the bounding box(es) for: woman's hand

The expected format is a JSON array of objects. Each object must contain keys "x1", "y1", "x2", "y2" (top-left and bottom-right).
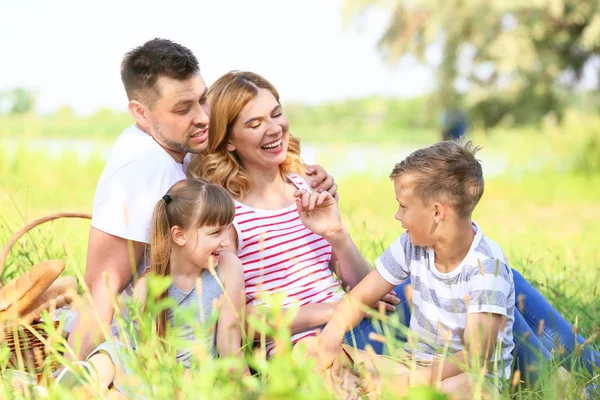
[{"x1": 294, "y1": 190, "x2": 344, "y2": 239}]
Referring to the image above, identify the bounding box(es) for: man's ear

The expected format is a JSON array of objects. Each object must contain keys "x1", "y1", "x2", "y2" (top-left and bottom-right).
[
  {"x1": 171, "y1": 226, "x2": 186, "y2": 247},
  {"x1": 433, "y1": 201, "x2": 445, "y2": 224},
  {"x1": 128, "y1": 100, "x2": 151, "y2": 131}
]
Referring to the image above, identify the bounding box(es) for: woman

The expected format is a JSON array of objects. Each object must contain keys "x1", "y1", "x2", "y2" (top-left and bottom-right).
[
  {"x1": 188, "y1": 71, "x2": 395, "y2": 358},
  {"x1": 189, "y1": 71, "x2": 599, "y2": 381}
]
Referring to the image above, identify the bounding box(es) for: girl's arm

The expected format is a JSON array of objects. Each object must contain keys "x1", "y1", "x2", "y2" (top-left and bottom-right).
[{"x1": 215, "y1": 252, "x2": 246, "y2": 360}]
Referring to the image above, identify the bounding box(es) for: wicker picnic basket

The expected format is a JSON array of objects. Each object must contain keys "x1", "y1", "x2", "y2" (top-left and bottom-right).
[{"x1": 0, "y1": 212, "x2": 91, "y2": 378}]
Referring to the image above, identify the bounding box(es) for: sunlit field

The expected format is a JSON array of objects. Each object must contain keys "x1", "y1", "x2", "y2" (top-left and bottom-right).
[{"x1": 1, "y1": 112, "x2": 598, "y2": 399}]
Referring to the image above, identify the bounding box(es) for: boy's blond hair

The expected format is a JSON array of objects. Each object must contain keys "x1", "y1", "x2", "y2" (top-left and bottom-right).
[{"x1": 390, "y1": 141, "x2": 484, "y2": 217}]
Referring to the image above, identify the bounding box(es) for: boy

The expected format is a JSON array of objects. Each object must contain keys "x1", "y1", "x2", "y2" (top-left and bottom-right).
[{"x1": 311, "y1": 141, "x2": 515, "y2": 397}]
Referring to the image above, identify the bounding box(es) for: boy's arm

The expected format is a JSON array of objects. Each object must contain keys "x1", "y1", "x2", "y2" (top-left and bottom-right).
[
  {"x1": 246, "y1": 302, "x2": 339, "y2": 339},
  {"x1": 318, "y1": 270, "x2": 396, "y2": 369},
  {"x1": 402, "y1": 312, "x2": 503, "y2": 386},
  {"x1": 401, "y1": 258, "x2": 511, "y2": 387}
]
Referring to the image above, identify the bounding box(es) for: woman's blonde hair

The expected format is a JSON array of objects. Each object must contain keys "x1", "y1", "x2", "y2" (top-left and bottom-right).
[
  {"x1": 149, "y1": 178, "x2": 235, "y2": 337},
  {"x1": 187, "y1": 71, "x2": 304, "y2": 199}
]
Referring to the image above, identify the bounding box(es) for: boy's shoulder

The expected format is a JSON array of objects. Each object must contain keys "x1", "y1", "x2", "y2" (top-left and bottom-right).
[
  {"x1": 388, "y1": 232, "x2": 427, "y2": 262},
  {"x1": 463, "y1": 226, "x2": 512, "y2": 280},
  {"x1": 471, "y1": 227, "x2": 508, "y2": 262}
]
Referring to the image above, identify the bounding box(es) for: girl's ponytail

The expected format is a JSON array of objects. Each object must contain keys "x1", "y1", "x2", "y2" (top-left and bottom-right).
[{"x1": 149, "y1": 196, "x2": 172, "y2": 338}]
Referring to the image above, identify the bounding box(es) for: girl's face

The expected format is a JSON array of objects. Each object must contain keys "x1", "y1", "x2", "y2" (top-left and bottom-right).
[
  {"x1": 226, "y1": 88, "x2": 290, "y2": 171},
  {"x1": 184, "y1": 224, "x2": 231, "y2": 269}
]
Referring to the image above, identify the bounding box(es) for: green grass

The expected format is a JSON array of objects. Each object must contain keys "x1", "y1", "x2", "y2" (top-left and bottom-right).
[{"x1": 0, "y1": 117, "x2": 599, "y2": 399}]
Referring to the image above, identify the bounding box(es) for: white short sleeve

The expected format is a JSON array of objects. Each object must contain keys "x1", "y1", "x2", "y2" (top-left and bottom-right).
[
  {"x1": 91, "y1": 127, "x2": 187, "y2": 244},
  {"x1": 466, "y1": 258, "x2": 513, "y2": 316},
  {"x1": 374, "y1": 233, "x2": 412, "y2": 285},
  {"x1": 91, "y1": 158, "x2": 185, "y2": 243}
]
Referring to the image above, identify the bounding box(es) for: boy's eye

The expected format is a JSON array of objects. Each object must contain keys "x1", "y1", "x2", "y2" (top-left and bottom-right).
[
  {"x1": 272, "y1": 112, "x2": 282, "y2": 118},
  {"x1": 176, "y1": 108, "x2": 190, "y2": 115}
]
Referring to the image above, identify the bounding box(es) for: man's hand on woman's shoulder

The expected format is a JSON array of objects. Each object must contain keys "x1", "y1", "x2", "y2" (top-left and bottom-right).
[{"x1": 304, "y1": 164, "x2": 339, "y2": 201}]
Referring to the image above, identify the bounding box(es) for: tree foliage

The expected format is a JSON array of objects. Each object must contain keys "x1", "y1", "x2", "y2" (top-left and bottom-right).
[
  {"x1": 0, "y1": 88, "x2": 36, "y2": 115},
  {"x1": 343, "y1": 0, "x2": 600, "y2": 128}
]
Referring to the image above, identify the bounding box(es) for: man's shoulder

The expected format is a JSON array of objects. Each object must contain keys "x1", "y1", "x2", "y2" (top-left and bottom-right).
[
  {"x1": 111, "y1": 125, "x2": 171, "y2": 162},
  {"x1": 102, "y1": 126, "x2": 184, "y2": 183}
]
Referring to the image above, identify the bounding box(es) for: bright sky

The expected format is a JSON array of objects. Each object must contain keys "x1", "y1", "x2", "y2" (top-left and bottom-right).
[{"x1": 0, "y1": 0, "x2": 435, "y2": 115}]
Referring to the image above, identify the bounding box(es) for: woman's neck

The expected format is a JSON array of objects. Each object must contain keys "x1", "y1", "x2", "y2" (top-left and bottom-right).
[
  {"x1": 247, "y1": 165, "x2": 284, "y2": 195},
  {"x1": 242, "y1": 165, "x2": 295, "y2": 209}
]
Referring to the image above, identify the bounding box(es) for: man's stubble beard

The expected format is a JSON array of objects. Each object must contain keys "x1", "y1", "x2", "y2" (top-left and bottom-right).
[{"x1": 152, "y1": 121, "x2": 206, "y2": 155}]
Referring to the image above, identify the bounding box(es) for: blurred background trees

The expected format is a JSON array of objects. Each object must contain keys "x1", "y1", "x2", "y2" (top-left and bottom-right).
[
  {"x1": 342, "y1": 0, "x2": 600, "y2": 129},
  {"x1": 0, "y1": 88, "x2": 36, "y2": 115}
]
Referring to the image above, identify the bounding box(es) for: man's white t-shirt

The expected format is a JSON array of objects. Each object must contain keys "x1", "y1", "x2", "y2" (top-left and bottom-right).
[
  {"x1": 91, "y1": 125, "x2": 187, "y2": 296},
  {"x1": 92, "y1": 125, "x2": 187, "y2": 244}
]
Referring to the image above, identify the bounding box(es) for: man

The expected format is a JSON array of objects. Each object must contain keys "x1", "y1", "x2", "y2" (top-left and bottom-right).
[{"x1": 67, "y1": 38, "x2": 337, "y2": 359}]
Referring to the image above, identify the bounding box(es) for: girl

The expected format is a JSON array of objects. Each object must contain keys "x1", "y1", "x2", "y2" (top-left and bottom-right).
[{"x1": 68, "y1": 179, "x2": 247, "y2": 396}]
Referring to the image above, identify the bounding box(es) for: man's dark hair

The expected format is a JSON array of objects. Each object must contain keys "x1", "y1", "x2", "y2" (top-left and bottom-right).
[{"x1": 121, "y1": 38, "x2": 199, "y2": 108}]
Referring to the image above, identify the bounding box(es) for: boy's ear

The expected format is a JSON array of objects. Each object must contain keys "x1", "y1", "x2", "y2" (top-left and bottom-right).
[
  {"x1": 433, "y1": 202, "x2": 445, "y2": 223},
  {"x1": 171, "y1": 226, "x2": 186, "y2": 247}
]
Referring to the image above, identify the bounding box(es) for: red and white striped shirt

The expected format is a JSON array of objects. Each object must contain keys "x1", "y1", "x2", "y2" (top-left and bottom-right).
[{"x1": 232, "y1": 174, "x2": 344, "y2": 357}]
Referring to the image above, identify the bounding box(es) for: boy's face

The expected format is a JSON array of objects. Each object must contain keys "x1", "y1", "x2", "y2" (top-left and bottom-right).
[{"x1": 393, "y1": 174, "x2": 436, "y2": 247}]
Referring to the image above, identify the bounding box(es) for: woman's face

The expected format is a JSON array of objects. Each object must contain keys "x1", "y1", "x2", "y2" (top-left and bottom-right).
[{"x1": 226, "y1": 88, "x2": 290, "y2": 171}]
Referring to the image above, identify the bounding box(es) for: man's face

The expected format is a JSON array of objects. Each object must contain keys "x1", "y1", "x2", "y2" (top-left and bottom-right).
[{"x1": 145, "y1": 74, "x2": 210, "y2": 161}]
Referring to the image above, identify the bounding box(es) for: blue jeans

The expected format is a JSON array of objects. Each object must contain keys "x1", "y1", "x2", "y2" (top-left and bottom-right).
[{"x1": 342, "y1": 269, "x2": 599, "y2": 383}]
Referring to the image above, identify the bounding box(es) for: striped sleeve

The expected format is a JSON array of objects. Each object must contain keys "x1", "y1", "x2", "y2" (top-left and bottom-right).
[
  {"x1": 374, "y1": 233, "x2": 411, "y2": 285},
  {"x1": 466, "y1": 258, "x2": 513, "y2": 316}
]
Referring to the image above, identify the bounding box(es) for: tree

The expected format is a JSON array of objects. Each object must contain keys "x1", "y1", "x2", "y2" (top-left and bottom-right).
[
  {"x1": 9, "y1": 88, "x2": 36, "y2": 114},
  {"x1": 343, "y1": 0, "x2": 600, "y2": 128}
]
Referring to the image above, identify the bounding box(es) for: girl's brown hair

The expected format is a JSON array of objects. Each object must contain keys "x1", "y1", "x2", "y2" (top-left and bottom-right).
[
  {"x1": 187, "y1": 71, "x2": 304, "y2": 199},
  {"x1": 149, "y1": 178, "x2": 235, "y2": 337}
]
